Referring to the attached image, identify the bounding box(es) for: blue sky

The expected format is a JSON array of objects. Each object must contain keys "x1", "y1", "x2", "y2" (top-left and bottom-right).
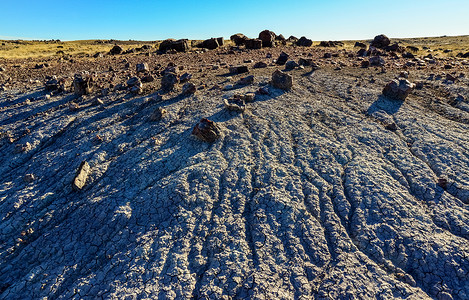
[{"x1": 1, "y1": 0, "x2": 468, "y2": 41}]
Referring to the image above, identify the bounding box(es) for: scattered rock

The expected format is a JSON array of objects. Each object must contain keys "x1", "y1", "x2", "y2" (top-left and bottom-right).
[
  {"x1": 253, "y1": 61, "x2": 268, "y2": 68},
  {"x1": 127, "y1": 77, "x2": 141, "y2": 87},
  {"x1": 369, "y1": 56, "x2": 385, "y2": 66},
  {"x1": 159, "y1": 39, "x2": 190, "y2": 53},
  {"x1": 224, "y1": 98, "x2": 246, "y2": 112},
  {"x1": 161, "y1": 72, "x2": 179, "y2": 91},
  {"x1": 271, "y1": 70, "x2": 293, "y2": 90},
  {"x1": 192, "y1": 118, "x2": 221, "y2": 142},
  {"x1": 73, "y1": 74, "x2": 93, "y2": 95},
  {"x1": 245, "y1": 39, "x2": 262, "y2": 50},
  {"x1": 23, "y1": 174, "x2": 36, "y2": 183},
  {"x1": 182, "y1": 82, "x2": 196, "y2": 95},
  {"x1": 402, "y1": 52, "x2": 415, "y2": 59},
  {"x1": 354, "y1": 42, "x2": 367, "y2": 48},
  {"x1": 298, "y1": 58, "x2": 312, "y2": 66},
  {"x1": 229, "y1": 65, "x2": 249, "y2": 74},
  {"x1": 149, "y1": 107, "x2": 167, "y2": 122},
  {"x1": 200, "y1": 38, "x2": 220, "y2": 50},
  {"x1": 361, "y1": 60, "x2": 370, "y2": 68},
  {"x1": 110, "y1": 45, "x2": 123, "y2": 55},
  {"x1": 382, "y1": 78, "x2": 415, "y2": 100},
  {"x1": 285, "y1": 60, "x2": 299, "y2": 70},
  {"x1": 179, "y1": 72, "x2": 192, "y2": 83},
  {"x1": 446, "y1": 74, "x2": 457, "y2": 82},
  {"x1": 296, "y1": 36, "x2": 313, "y2": 47},
  {"x1": 276, "y1": 52, "x2": 289, "y2": 65},
  {"x1": 45, "y1": 76, "x2": 59, "y2": 91},
  {"x1": 319, "y1": 41, "x2": 343, "y2": 47},
  {"x1": 72, "y1": 161, "x2": 90, "y2": 191},
  {"x1": 259, "y1": 30, "x2": 276, "y2": 47},
  {"x1": 141, "y1": 74, "x2": 155, "y2": 83},
  {"x1": 236, "y1": 75, "x2": 254, "y2": 85},
  {"x1": 136, "y1": 63, "x2": 148, "y2": 73},
  {"x1": 230, "y1": 33, "x2": 248, "y2": 46},
  {"x1": 371, "y1": 34, "x2": 391, "y2": 49}
]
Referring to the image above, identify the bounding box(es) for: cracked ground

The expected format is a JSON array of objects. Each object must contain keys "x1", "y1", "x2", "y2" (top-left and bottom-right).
[{"x1": 1, "y1": 45, "x2": 469, "y2": 299}]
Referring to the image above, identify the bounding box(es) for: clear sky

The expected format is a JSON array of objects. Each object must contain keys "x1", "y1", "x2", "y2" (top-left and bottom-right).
[{"x1": 1, "y1": 0, "x2": 468, "y2": 41}]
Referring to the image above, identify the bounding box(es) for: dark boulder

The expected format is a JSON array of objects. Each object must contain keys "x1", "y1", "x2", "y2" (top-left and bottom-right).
[
  {"x1": 230, "y1": 33, "x2": 248, "y2": 46},
  {"x1": 296, "y1": 36, "x2": 313, "y2": 47},
  {"x1": 271, "y1": 70, "x2": 293, "y2": 90},
  {"x1": 259, "y1": 30, "x2": 276, "y2": 47},
  {"x1": 109, "y1": 45, "x2": 123, "y2": 55},
  {"x1": 229, "y1": 65, "x2": 249, "y2": 74},
  {"x1": 200, "y1": 38, "x2": 220, "y2": 50},
  {"x1": 245, "y1": 39, "x2": 262, "y2": 49},
  {"x1": 371, "y1": 34, "x2": 391, "y2": 49},
  {"x1": 159, "y1": 39, "x2": 190, "y2": 53},
  {"x1": 276, "y1": 52, "x2": 289, "y2": 65},
  {"x1": 73, "y1": 74, "x2": 93, "y2": 95},
  {"x1": 319, "y1": 41, "x2": 344, "y2": 47},
  {"x1": 354, "y1": 42, "x2": 367, "y2": 48}
]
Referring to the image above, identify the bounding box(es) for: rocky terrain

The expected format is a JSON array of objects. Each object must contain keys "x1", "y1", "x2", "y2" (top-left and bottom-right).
[{"x1": 1, "y1": 33, "x2": 469, "y2": 299}]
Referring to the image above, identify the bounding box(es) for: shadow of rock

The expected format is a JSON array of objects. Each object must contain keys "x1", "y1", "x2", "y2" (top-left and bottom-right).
[{"x1": 367, "y1": 95, "x2": 404, "y2": 116}]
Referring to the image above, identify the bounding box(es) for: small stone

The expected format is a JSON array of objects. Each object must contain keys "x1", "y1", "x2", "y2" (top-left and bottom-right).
[
  {"x1": 444, "y1": 64, "x2": 453, "y2": 69},
  {"x1": 69, "y1": 102, "x2": 80, "y2": 111},
  {"x1": 271, "y1": 70, "x2": 293, "y2": 90},
  {"x1": 141, "y1": 74, "x2": 155, "y2": 83},
  {"x1": 369, "y1": 56, "x2": 385, "y2": 66},
  {"x1": 446, "y1": 74, "x2": 457, "y2": 82},
  {"x1": 192, "y1": 118, "x2": 221, "y2": 142},
  {"x1": 94, "y1": 98, "x2": 104, "y2": 105},
  {"x1": 285, "y1": 60, "x2": 299, "y2": 70},
  {"x1": 182, "y1": 82, "x2": 196, "y2": 95},
  {"x1": 382, "y1": 78, "x2": 415, "y2": 101},
  {"x1": 23, "y1": 174, "x2": 36, "y2": 183},
  {"x1": 298, "y1": 58, "x2": 312, "y2": 66},
  {"x1": 136, "y1": 63, "x2": 148, "y2": 73},
  {"x1": 243, "y1": 93, "x2": 256, "y2": 102},
  {"x1": 253, "y1": 61, "x2": 268, "y2": 68},
  {"x1": 224, "y1": 98, "x2": 246, "y2": 112},
  {"x1": 229, "y1": 65, "x2": 249, "y2": 74},
  {"x1": 324, "y1": 53, "x2": 332, "y2": 59},
  {"x1": 276, "y1": 52, "x2": 289, "y2": 65},
  {"x1": 180, "y1": 73, "x2": 192, "y2": 83},
  {"x1": 149, "y1": 107, "x2": 167, "y2": 122},
  {"x1": 72, "y1": 161, "x2": 90, "y2": 191},
  {"x1": 237, "y1": 75, "x2": 254, "y2": 85},
  {"x1": 399, "y1": 71, "x2": 409, "y2": 78},
  {"x1": 127, "y1": 77, "x2": 141, "y2": 87},
  {"x1": 130, "y1": 85, "x2": 142, "y2": 95}
]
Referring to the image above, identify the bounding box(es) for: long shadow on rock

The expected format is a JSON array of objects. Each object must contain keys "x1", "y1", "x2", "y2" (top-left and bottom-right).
[{"x1": 367, "y1": 95, "x2": 404, "y2": 116}]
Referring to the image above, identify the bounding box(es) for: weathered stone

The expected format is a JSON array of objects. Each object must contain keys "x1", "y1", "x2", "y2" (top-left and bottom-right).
[
  {"x1": 72, "y1": 161, "x2": 90, "y2": 191},
  {"x1": 319, "y1": 41, "x2": 343, "y2": 47},
  {"x1": 200, "y1": 38, "x2": 220, "y2": 50},
  {"x1": 136, "y1": 63, "x2": 148, "y2": 73},
  {"x1": 141, "y1": 74, "x2": 155, "y2": 83},
  {"x1": 354, "y1": 42, "x2": 367, "y2": 48},
  {"x1": 259, "y1": 30, "x2": 276, "y2": 47},
  {"x1": 371, "y1": 34, "x2": 391, "y2": 49},
  {"x1": 230, "y1": 33, "x2": 248, "y2": 46},
  {"x1": 236, "y1": 75, "x2": 254, "y2": 85},
  {"x1": 369, "y1": 56, "x2": 385, "y2": 66},
  {"x1": 73, "y1": 74, "x2": 93, "y2": 95},
  {"x1": 149, "y1": 107, "x2": 167, "y2": 121},
  {"x1": 126, "y1": 77, "x2": 141, "y2": 87},
  {"x1": 192, "y1": 118, "x2": 221, "y2": 142},
  {"x1": 45, "y1": 76, "x2": 59, "y2": 91},
  {"x1": 296, "y1": 36, "x2": 313, "y2": 47},
  {"x1": 402, "y1": 52, "x2": 415, "y2": 59},
  {"x1": 285, "y1": 60, "x2": 299, "y2": 70},
  {"x1": 298, "y1": 58, "x2": 313, "y2": 66},
  {"x1": 159, "y1": 39, "x2": 190, "y2": 53},
  {"x1": 23, "y1": 174, "x2": 36, "y2": 183},
  {"x1": 245, "y1": 39, "x2": 262, "y2": 50},
  {"x1": 182, "y1": 82, "x2": 196, "y2": 95},
  {"x1": 161, "y1": 72, "x2": 179, "y2": 91},
  {"x1": 271, "y1": 70, "x2": 293, "y2": 90},
  {"x1": 276, "y1": 52, "x2": 289, "y2": 65},
  {"x1": 224, "y1": 98, "x2": 246, "y2": 112},
  {"x1": 382, "y1": 78, "x2": 415, "y2": 100},
  {"x1": 253, "y1": 61, "x2": 268, "y2": 68},
  {"x1": 179, "y1": 73, "x2": 192, "y2": 83},
  {"x1": 109, "y1": 45, "x2": 123, "y2": 55},
  {"x1": 229, "y1": 65, "x2": 249, "y2": 74},
  {"x1": 216, "y1": 37, "x2": 224, "y2": 46}
]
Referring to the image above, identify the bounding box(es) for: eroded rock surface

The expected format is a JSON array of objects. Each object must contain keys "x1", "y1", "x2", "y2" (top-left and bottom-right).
[{"x1": 0, "y1": 44, "x2": 468, "y2": 300}]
